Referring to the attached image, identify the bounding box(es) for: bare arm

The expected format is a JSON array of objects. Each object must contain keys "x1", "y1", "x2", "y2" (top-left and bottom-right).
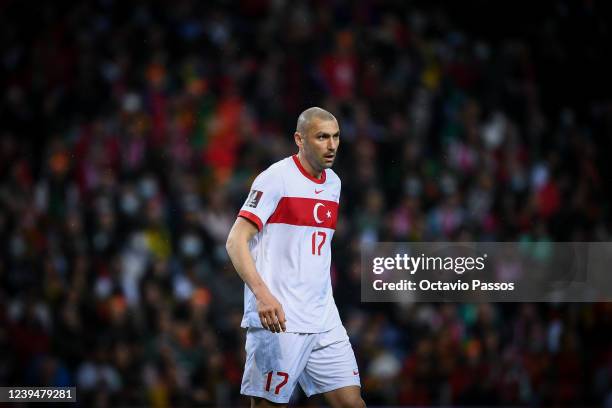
[{"x1": 226, "y1": 217, "x2": 286, "y2": 332}]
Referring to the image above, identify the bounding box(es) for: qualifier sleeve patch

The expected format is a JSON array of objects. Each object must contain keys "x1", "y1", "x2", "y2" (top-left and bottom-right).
[{"x1": 245, "y1": 190, "x2": 263, "y2": 208}]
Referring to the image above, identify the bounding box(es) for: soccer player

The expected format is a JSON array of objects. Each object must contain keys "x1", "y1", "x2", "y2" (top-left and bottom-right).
[{"x1": 226, "y1": 107, "x2": 365, "y2": 408}]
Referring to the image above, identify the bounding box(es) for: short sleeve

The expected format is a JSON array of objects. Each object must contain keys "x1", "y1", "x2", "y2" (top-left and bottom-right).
[{"x1": 237, "y1": 169, "x2": 283, "y2": 231}]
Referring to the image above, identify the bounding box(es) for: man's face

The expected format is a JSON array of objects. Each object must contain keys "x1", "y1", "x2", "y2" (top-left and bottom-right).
[{"x1": 299, "y1": 118, "x2": 340, "y2": 171}]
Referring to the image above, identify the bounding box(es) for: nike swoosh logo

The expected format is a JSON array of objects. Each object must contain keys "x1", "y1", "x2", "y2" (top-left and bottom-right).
[
  {"x1": 353, "y1": 370, "x2": 359, "y2": 375},
  {"x1": 315, "y1": 189, "x2": 324, "y2": 194}
]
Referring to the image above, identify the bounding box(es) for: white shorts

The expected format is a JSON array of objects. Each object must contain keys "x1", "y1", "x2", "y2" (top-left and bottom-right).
[{"x1": 240, "y1": 325, "x2": 361, "y2": 404}]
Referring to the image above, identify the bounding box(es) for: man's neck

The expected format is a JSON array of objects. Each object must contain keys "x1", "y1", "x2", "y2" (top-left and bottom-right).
[{"x1": 297, "y1": 152, "x2": 323, "y2": 179}]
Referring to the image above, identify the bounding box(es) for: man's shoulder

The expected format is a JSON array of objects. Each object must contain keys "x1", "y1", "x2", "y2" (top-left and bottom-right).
[
  {"x1": 326, "y1": 168, "x2": 341, "y2": 187},
  {"x1": 254, "y1": 156, "x2": 291, "y2": 183}
]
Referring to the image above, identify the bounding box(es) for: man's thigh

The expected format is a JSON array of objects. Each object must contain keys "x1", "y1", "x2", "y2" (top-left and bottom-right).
[
  {"x1": 250, "y1": 396, "x2": 287, "y2": 407},
  {"x1": 298, "y1": 325, "x2": 361, "y2": 398},
  {"x1": 241, "y1": 328, "x2": 316, "y2": 404},
  {"x1": 322, "y1": 385, "x2": 365, "y2": 408}
]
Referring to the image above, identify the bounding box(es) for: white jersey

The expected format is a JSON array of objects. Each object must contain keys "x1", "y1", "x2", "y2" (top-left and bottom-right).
[{"x1": 238, "y1": 155, "x2": 342, "y2": 333}]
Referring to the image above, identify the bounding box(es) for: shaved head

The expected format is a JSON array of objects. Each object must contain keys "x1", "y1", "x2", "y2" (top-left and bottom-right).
[
  {"x1": 296, "y1": 107, "x2": 337, "y2": 136},
  {"x1": 293, "y1": 107, "x2": 340, "y2": 175}
]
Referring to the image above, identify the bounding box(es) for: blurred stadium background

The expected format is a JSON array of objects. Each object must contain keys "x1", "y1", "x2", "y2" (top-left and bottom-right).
[{"x1": 1, "y1": 0, "x2": 612, "y2": 406}]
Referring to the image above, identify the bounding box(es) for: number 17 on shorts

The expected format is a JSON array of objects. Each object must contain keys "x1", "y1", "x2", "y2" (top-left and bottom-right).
[{"x1": 265, "y1": 371, "x2": 290, "y2": 395}]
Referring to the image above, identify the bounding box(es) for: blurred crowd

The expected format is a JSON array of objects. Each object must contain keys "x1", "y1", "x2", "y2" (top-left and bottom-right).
[{"x1": 1, "y1": 0, "x2": 612, "y2": 406}]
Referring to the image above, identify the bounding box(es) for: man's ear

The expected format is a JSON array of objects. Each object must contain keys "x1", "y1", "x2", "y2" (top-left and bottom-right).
[{"x1": 294, "y1": 132, "x2": 303, "y2": 149}]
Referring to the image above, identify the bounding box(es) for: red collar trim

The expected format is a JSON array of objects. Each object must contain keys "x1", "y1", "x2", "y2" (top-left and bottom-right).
[{"x1": 292, "y1": 154, "x2": 326, "y2": 184}]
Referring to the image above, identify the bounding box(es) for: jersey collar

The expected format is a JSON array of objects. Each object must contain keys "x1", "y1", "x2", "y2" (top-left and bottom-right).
[{"x1": 292, "y1": 154, "x2": 326, "y2": 184}]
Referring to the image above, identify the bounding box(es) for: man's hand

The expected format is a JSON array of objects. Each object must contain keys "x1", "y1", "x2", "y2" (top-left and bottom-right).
[{"x1": 256, "y1": 290, "x2": 287, "y2": 333}]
